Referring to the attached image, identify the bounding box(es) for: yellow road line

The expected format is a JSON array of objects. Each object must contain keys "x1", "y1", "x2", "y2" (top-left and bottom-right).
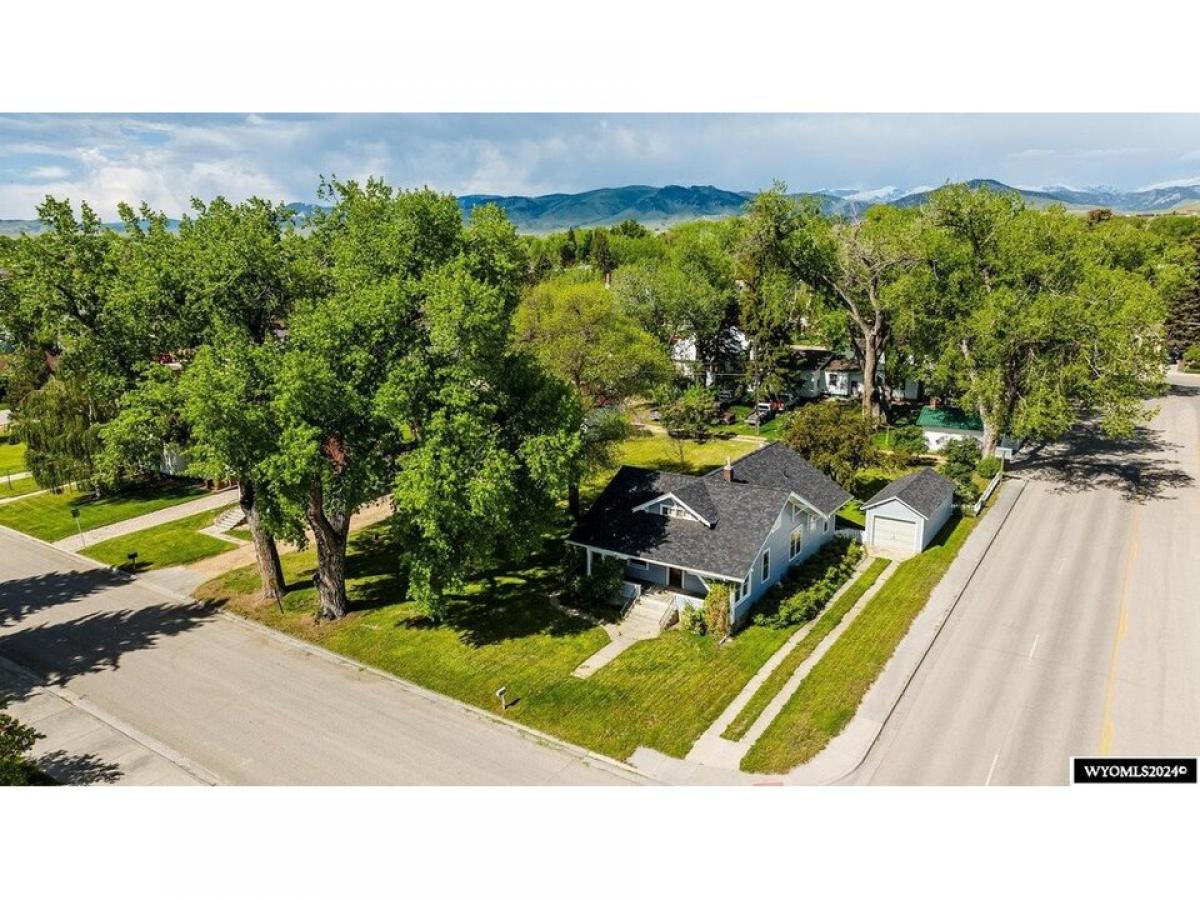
[{"x1": 1097, "y1": 500, "x2": 1140, "y2": 756}]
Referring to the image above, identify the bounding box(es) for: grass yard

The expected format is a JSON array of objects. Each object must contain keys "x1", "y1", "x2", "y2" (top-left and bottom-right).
[
  {"x1": 0, "y1": 479, "x2": 208, "y2": 543},
  {"x1": 713, "y1": 404, "x2": 786, "y2": 439},
  {"x1": 741, "y1": 514, "x2": 978, "y2": 773},
  {"x1": 583, "y1": 430, "x2": 763, "y2": 501},
  {"x1": 722, "y1": 557, "x2": 890, "y2": 741},
  {"x1": 0, "y1": 440, "x2": 26, "y2": 473},
  {"x1": 196, "y1": 525, "x2": 794, "y2": 761},
  {"x1": 835, "y1": 502, "x2": 866, "y2": 528},
  {"x1": 0, "y1": 474, "x2": 40, "y2": 501},
  {"x1": 82, "y1": 505, "x2": 240, "y2": 571}
]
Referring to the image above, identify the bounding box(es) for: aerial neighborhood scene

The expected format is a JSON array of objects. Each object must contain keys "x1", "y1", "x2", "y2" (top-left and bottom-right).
[{"x1": 1, "y1": 111, "x2": 1198, "y2": 800}]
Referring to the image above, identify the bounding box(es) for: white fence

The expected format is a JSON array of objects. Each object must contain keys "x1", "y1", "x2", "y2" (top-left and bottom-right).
[
  {"x1": 973, "y1": 471, "x2": 1004, "y2": 516},
  {"x1": 835, "y1": 527, "x2": 864, "y2": 543}
]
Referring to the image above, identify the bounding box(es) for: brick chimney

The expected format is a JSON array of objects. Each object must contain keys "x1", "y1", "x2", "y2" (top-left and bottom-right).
[{"x1": 723, "y1": 456, "x2": 733, "y2": 482}]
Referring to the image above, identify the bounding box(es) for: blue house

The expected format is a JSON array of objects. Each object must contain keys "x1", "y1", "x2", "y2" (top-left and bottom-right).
[{"x1": 567, "y1": 443, "x2": 851, "y2": 628}]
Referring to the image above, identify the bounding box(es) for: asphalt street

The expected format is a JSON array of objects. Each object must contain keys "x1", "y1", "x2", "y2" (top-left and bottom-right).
[
  {"x1": 852, "y1": 372, "x2": 1200, "y2": 784},
  {"x1": 0, "y1": 533, "x2": 640, "y2": 785}
]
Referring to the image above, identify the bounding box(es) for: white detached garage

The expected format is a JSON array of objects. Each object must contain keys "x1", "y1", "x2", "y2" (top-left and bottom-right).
[{"x1": 863, "y1": 468, "x2": 955, "y2": 558}]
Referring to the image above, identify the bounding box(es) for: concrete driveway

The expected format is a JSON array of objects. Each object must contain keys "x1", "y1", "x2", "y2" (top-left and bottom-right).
[
  {"x1": 851, "y1": 374, "x2": 1200, "y2": 784},
  {"x1": 0, "y1": 532, "x2": 642, "y2": 786}
]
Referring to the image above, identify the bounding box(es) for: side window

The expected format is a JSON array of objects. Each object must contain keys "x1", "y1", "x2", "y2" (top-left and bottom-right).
[
  {"x1": 742, "y1": 572, "x2": 751, "y2": 598},
  {"x1": 761, "y1": 549, "x2": 770, "y2": 582}
]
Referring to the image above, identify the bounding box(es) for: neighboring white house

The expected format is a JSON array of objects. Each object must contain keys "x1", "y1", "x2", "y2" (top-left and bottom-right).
[
  {"x1": 669, "y1": 328, "x2": 749, "y2": 386},
  {"x1": 568, "y1": 443, "x2": 851, "y2": 628},
  {"x1": 863, "y1": 468, "x2": 955, "y2": 558}
]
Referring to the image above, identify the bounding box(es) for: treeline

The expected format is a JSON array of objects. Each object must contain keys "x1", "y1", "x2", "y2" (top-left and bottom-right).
[{"x1": 0, "y1": 180, "x2": 1197, "y2": 618}]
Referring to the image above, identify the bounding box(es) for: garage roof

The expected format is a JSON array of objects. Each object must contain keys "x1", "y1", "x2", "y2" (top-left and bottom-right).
[{"x1": 863, "y1": 467, "x2": 954, "y2": 519}]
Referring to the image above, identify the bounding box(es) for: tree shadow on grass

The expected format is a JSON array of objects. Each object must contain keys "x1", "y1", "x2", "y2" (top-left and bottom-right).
[
  {"x1": 1010, "y1": 423, "x2": 1193, "y2": 502},
  {"x1": 0, "y1": 567, "x2": 130, "y2": 629}
]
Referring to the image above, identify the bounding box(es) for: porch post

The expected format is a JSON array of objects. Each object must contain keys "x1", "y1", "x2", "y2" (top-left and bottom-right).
[{"x1": 586, "y1": 548, "x2": 592, "y2": 576}]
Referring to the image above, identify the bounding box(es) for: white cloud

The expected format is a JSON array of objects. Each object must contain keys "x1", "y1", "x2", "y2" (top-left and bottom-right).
[{"x1": 3, "y1": 114, "x2": 1200, "y2": 219}]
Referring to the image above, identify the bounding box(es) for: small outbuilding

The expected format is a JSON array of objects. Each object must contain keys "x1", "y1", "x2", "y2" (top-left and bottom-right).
[{"x1": 862, "y1": 468, "x2": 955, "y2": 557}]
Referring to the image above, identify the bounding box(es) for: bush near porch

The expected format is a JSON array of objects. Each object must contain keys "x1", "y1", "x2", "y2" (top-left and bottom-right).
[{"x1": 752, "y1": 537, "x2": 864, "y2": 629}]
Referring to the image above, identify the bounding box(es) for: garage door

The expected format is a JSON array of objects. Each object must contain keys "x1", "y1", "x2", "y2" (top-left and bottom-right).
[{"x1": 872, "y1": 516, "x2": 917, "y2": 553}]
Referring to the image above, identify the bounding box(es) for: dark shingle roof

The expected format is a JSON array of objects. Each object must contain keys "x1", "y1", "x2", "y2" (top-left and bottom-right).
[
  {"x1": 862, "y1": 467, "x2": 954, "y2": 519},
  {"x1": 568, "y1": 444, "x2": 851, "y2": 579},
  {"x1": 703, "y1": 442, "x2": 851, "y2": 517}
]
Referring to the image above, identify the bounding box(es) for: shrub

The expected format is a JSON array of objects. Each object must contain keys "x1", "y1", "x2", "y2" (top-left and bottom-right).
[
  {"x1": 703, "y1": 583, "x2": 731, "y2": 640},
  {"x1": 561, "y1": 547, "x2": 625, "y2": 612},
  {"x1": 889, "y1": 425, "x2": 928, "y2": 453},
  {"x1": 1183, "y1": 345, "x2": 1200, "y2": 373},
  {"x1": 942, "y1": 437, "x2": 982, "y2": 469},
  {"x1": 752, "y1": 537, "x2": 864, "y2": 629},
  {"x1": 976, "y1": 456, "x2": 1002, "y2": 479},
  {"x1": 680, "y1": 601, "x2": 706, "y2": 635},
  {"x1": 1, "y1": 698, "x2": 45, "y2": 786}
]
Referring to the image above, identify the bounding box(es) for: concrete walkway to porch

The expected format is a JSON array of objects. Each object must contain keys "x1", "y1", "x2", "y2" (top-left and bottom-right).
[{"x1": 685, "y1": 557, "x2": 898, "y2": 769}]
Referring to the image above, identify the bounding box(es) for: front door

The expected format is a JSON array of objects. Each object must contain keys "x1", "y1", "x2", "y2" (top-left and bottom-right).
[{"x1": 668, "y1": 567, "x2": 684, "y2": 590}]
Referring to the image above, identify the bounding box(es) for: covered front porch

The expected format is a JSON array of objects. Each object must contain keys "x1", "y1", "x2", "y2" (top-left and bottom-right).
[{"x1": 584, "y1": 547, "x2": 739, "y2": 613}]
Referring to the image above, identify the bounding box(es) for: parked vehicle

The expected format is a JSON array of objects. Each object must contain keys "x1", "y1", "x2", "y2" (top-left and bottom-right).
[{"x1": 745, "y1": 402, "x2": 775, "y2": 426}]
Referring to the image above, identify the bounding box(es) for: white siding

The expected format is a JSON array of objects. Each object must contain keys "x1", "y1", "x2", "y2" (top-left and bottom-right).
[
  {"x1": 732, "y1": 512, "x2": 836, "y2": 628},
  {"x1": 865, "y1": 497, "x2": 922, "y2": 556}
]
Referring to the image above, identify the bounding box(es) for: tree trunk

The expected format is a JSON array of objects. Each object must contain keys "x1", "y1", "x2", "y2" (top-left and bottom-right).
[
  {"x1": 856, "y1": 326, "x2": 886, "y2": 422},
  {"x1": 568, "y1": 481, "x2": 581, "y2": 519},
  {"x1": 307, "y1": 482, "x2": 350, "y2": 621},
  {"x1": 239, "y1": 482, "x2": 285, "y2": 605},
  {"x1": 980, "y1": 407, "x2": 1000, "y2": 458}
]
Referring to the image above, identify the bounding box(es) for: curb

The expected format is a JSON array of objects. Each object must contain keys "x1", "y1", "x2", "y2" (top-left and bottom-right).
[{"x1": 0, "y1": 521, "x2": 652, "y2": 786}]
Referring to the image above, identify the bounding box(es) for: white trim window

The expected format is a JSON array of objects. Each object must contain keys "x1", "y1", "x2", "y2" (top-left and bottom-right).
[
  {"x1": 761, "y1": 549, "x2": 771, "y2": 582},
  {"x1": 790, "y1": 526, "x2": 803, "y2": 559},
  {"x1": 742, "y1": 572, "x2": 751, "y2": 598},
  {"x1": 809, "y1": 515, "x2": 817, "y2": 533},
  {"x1": 823, "y1": 519, "x2": 829, "y2": 533}
]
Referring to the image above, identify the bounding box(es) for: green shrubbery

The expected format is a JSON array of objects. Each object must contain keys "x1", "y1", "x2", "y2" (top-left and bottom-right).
[
  {"x1": 1182, "y1": 345, "x2": 1200, "y2": 373},
  {"x1": 680, "y1": 602, "x2": 706, "y2": 635},
  {"x1": 562, "y1": 547, "x2": 626, "y2": 613},
  {"x1": 752, "y1": 537, "x2": 865, "y2": 629},
  {"x1": 940, "y1": 438, "x2": 982, "y2": 504},
  {"x1": 1, "y1": 698, "x2": 50, "y2": 786},
  {"x1": 976, "y1": 456, "x2": 1002, "y2": 479},
  {"x1": 703, "y1": 583, "x2": 731, "y2": 639},
  {"x1": 680, "y1": 583, "x2": 732, "y2": 639}
]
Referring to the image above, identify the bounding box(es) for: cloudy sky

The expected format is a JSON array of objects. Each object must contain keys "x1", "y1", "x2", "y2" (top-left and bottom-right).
[{"x1": 3, "y1": 113, "x2": 1200, "y2": 219}]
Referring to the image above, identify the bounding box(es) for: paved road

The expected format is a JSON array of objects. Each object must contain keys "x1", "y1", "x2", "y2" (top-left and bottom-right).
[
  {"x1": 0, "y1": 532, "x2": 640, "y2": 785},
  {"x1": 852, "y1": 373, "x2": 1200, "y2": 785}
]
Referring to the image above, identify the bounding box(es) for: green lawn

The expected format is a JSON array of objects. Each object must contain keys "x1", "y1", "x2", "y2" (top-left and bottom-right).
[
  {"x1": 835, "y1": 502, "x2": 866, "y2": 528},
  {"x1": 713, "y1": 404, "x2": 786, "y2": 439},
  {"x1": 0, "y1": 474, "x2": 40, "y2": 500},
  {"x1": 741, "y1": 514, "x2": 978, "y2": 773},
  {"x1": 82, "y1": 505, "x2": 240, "y2": 571},
  {"x1": 722, "y1": 558, "x2": 890, "y2": 741},
  {"x1": 583, "y1": 431, "x2": 762, "y2": 501},
  {"x1": 0, "y1": 480, "x2": 209, "y2": 543},
  {"x1": 196, "y1": 525, "x2": 794, "y2": 761},
  {"x1": 0, "y1": 440, "x2": 26, "y2": 473}
]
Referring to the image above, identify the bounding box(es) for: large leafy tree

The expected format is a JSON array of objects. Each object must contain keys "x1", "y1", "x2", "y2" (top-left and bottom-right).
[
  {"x1": 735, "y1": 185, "x2": 838, "y2": 405},
  {"x1": 779, "y1": 402, "x2": 877, "y2": 490},
  {"x1": 912, "y1": 185, "x2": 1169, "y2": 455},
  {"x1": 514, "y1": 275, "x2": 670, "y2": 515}
]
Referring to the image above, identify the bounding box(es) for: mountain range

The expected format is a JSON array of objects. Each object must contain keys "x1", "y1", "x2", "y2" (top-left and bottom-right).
[{"x1": 3, "y1": 179, "x2": 1199, "y2": 236}]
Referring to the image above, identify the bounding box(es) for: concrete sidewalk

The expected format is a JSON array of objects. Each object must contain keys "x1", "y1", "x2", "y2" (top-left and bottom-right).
[{"x1": 53, "y1": 488, "x2": 239, "y2": 552}]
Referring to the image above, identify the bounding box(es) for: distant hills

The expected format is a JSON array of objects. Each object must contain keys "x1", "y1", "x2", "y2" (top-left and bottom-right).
[{"x1": 3, "y1": 180, "x2": 1199, "y2": 237}]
